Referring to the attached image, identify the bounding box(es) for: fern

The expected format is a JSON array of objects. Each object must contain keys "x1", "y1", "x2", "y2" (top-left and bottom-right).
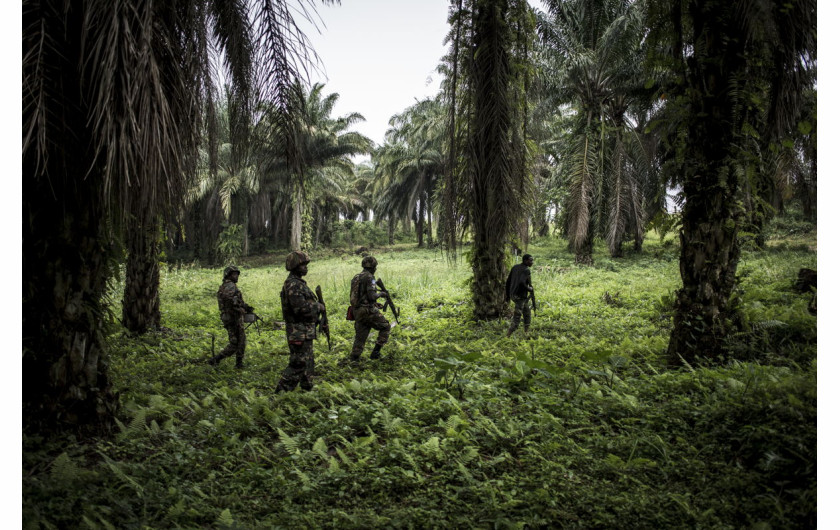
[
  {"x1": 293, "y1": 467, "x2": 313, "y2": 491},
  {"x1": 753, "y1": 320, "x2": 788, "y2": 331},
  {"x1": 128, "y1": 409, "x2": 147, "y2": 432},
  {"x1": 102, "y1": 457, "x2": 144, "y2": 497},
  {"x1": 50, "y1": 452, "x2": 81, "y2": 483},
  {"x1": 276, "y1": 427, "x2": 300, "y2": 455},
  {"x1": 216, "y1": 508, "x2": 234, "y2": 527},
  {"x1": 420, "y1": 436, "x2": 442, "y2": 458},
  {"x1": 312, "y1": 437, "x2": 329, "y2": 461}
]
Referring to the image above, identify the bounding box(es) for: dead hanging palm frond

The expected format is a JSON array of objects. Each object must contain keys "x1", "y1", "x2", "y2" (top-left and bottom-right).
[
  {"x1": 564, "y1": 128, "x2": 598, "y2": 256},
  {"x1": 604, "y1": 132, "x2": 628, "y2": 255},
  {"x1": 83, "y1": 0, "x2": 198, "y2": 217},
  {"x1": 604, "y1": 128, "x2": 645, "y2": 256}
]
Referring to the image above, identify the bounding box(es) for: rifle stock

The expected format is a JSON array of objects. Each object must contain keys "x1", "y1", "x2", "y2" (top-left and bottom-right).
[
  {"x1": 375, "y1": 278, "x2": 400, "y2": 324},
  {"x1": 315, "y1": 285, "x2": 332, "y2": 350}
]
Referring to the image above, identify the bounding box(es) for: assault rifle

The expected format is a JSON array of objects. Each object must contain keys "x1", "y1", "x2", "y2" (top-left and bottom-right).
[
  {"x1": 528, "y1": 288, "x2": 537, "y2": 316},
  {"x1": 375, "y1": 278, "x2": 400, "y2": 325},
  {"x1": 243, "y1": 312, "x2": 265, "y2": 334},
  {"x1": 315, "y1": 285, "x2": 332, "y2": 350}
]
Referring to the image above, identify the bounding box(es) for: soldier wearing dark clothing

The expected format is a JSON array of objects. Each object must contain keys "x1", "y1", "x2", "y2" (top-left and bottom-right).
[
  {"x1": 276, "y1": 251, "x2": 324, "y2": 392},
  {"x1": 505, "y1": 254, "x2": 534, "y2": 337},
  {"x1": 209, "y1": 265, "x2": 253, "y2": 368},
  {"x1": 345, "y1": 256, "x2": 391, "y2": 362}
]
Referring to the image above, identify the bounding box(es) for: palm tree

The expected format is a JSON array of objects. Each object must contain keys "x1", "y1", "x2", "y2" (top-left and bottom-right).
[
  {"x1": 535, "y1": 0, "x2": 650, "y2": 262},
  {"x1": 642, "y1": 0, "x2": 816, "y2": 363},
  {"x1": 22, "y1": 0, "x2": 331, "y2": 431},
  {"x1": 375, "y1": 98, "x2": 447, "y2": 247},
  {"x1": 186, "y1": 94, "x2": 263, "y2": 260},
  {"x1": 449, "y1": 0, "x2": 533, "y2": 319},
  {"x1": 259, "y1": 82, "x2": 371, "y2": 251}
]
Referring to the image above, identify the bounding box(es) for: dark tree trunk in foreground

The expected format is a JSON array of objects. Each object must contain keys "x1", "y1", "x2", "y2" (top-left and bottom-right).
[
  {"x1": 666, "y1": 1, "x2": 744, "y2": 365},
  {"x1": 23, "y1": 193, "x2": 120, "y2": 432},
  {"x1": 122, "y1": 212, "x2": 162, "y2": 334},
  {"x1": 468, "y1": 0, "x2": 519, "y2": 319},
  {"x1": 22, "y1": 3, "x2": 119, "y2": 432}
]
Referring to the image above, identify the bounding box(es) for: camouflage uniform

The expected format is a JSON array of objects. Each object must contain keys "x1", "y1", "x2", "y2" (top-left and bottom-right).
[
  {"x1": 277, "y1": 255, "x2": 320, "y2": 391},
  {"x1": 505, "y1": 256, "x2": 533, "y2": 335},
  {"x1": 210, "y1": 267, "x2": 252, "y2": 368},
  {"x1": 349, "y1": 264, "x2": 390, "y2": 361}
]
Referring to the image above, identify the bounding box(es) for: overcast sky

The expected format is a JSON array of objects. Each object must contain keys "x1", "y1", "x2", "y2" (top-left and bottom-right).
[{"x1": 300, "y1": 0, "x2": 452, "y2": 148}]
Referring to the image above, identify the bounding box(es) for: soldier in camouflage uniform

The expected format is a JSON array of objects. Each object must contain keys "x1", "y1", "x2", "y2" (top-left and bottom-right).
[
  {"x1": 344, "y1": 256, "x2": 391, "y2": 363},
  {"x1": 209, "y1": 265, "x2": 253, "y2": 368},
  {"x1": 505, "y1": 254, "x2": 534, "y2": 337},
  {"x1": 276, "y1": 251, "x2": 324, "y2": 392}
]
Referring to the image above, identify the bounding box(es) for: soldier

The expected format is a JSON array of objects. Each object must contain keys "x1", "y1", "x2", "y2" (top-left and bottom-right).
[
  {"x1": 345, "y1": 256, "x2": 391, "y2": 363},
  {"x1": 209, "y1": 265, "x2": 253, "y2": 368},
  {"x1": 505, "y1": 254, "x2": 534, "y2": 337},
  {"x1": 276, "y1": 251, "x2": 324, "y2": 392}
]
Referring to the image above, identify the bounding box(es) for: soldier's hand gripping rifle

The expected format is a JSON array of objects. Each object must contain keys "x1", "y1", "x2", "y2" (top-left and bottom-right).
[
  {"x1": 315, "y1": 285, "x2": 332, "y2": 350},
  {"x1": 375, "y1": 278, "x2": 400, "y2": 325},
  {"x1": 243, "y1": 312, "x2": 265, "y2": 334}
]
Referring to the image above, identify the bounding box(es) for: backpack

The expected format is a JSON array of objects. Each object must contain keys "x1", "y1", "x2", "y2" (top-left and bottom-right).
[{"x1": 349, "y1": 273, "x2": 364, "y2": 308}]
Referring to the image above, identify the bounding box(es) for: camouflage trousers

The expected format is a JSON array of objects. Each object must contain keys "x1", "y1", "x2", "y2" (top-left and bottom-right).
[
  {"x1": 277, "y1": 340, "x2": 315, "y2": 391},
  {"x1": 350, "y1": 305, "x2": 390, "y2": 359},
  {"x1": 508, "y1": 296, "x2": 531, "y2": 333},
  {"x1": 218, "y1": 320, "x2": 246, "y2": 363}
]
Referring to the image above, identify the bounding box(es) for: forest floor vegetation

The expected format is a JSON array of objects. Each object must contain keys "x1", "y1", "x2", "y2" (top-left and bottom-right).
[{"x1": 23, "y1": 220, "x2": 817, "y2": 528}]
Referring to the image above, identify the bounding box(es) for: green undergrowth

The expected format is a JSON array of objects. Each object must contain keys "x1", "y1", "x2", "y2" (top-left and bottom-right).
[{"x1": 23, "y1": 233, "x2": 817, "y2": 529}]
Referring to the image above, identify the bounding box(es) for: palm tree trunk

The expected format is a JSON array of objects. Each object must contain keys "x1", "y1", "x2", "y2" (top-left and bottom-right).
[
  {"x1": 122, "y1": 212, "x2": 161, "y2": 334},
  {"x1": 667, "y1": 1, "x2": 745, "y2": 364},
  {"x1": 416, "y1": 193, "x2": 425, "y2": 247},
  {"x1": 242, "y1": 208, "x2": 250, "y2": 257},
  {"x1": 426, "y1": 194, "x2": 433, "y2": 246},
  {"x1": 799, "y1": 158, "x2": 816, "y2": 222},
  {"x1": 667, "y1": 171, "x2": 741, "y2": 364},
  {"x1": 291, "y1": 188, "x2": 303, "y2": 251},
  {"x1": 606, "y1": 132, "x2": 627, "y2": 257},
  {"x1": 24, "y1": 168, "x2": 119, "y2": 433},
  {"x1": 189, "y1": 203, "x2": 202, "y2": 260},
  {"x1": 388, "y1": 216, "x2": 396, "y2": 245},
  {"x1": 301, "y1": 202, "x2": 313, "y2": 251},
  {"x1": 468, "y1": 0, "x2": 521, "y2": 320}
]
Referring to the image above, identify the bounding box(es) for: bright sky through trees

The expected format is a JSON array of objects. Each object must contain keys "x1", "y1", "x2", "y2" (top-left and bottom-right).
[{"x1": 302, "y1": 0, "x2": 451, "y2": 148}]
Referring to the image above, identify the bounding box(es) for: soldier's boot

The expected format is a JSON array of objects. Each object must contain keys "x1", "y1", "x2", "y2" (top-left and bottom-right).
[
  {"x1": 369, "y1": 344, "x2": 383, "y2": 360},
  {"x1": 339, "y1": 355, "x2": 361, "y2": 367},
  {"x1": 275, "y1": 380, "x2": 291, "y2": 393},
  {"x1": 506, "y1": 328, "x2": 514, "y2": 338},
  {"x1": 208, "y1": 354, "x2": 224, "y2": 366},
  {"x1": 235, "y1": 355, "x2": 245, "y2": 369},
  {"x1": 523, "y1": 326, "x2": 530, "y2": 336}
]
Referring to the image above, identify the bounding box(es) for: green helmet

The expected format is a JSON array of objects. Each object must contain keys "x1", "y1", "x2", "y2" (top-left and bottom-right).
[
  {"x1": 285, "y1": 251, "x2": 310, "y2": 271},
  {"x1": 223, "y1": 265, "x2": 240, "y2": 279},
  {"x1": 361, "y1": 256, "x2": 378, "y2": 269}
]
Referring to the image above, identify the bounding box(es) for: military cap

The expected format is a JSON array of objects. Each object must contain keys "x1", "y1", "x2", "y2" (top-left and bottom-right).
[
  {"x1": 285, "y1": 250, "x2": 311, "y2": 271},
  {"x1": 223, "y1": 265, "x2": 240, "y2": 278},
  {"x1": 361, "y1": 256, "x2": 378, "y2": 269}
]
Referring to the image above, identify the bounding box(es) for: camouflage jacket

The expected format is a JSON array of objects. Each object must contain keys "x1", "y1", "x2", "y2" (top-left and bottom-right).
[
  {"x1": 217, "y1": 280, "x2": 250, "y2": 322},
  {"x1": 505, "y1": 263, "x2": 532, "y2": 301},
  {"x1": 350, "y1": 270, "x2": 380, "y2": 309},
  {"x1": 281, "y1": 273, "x2": 319, "y2": 341}
]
